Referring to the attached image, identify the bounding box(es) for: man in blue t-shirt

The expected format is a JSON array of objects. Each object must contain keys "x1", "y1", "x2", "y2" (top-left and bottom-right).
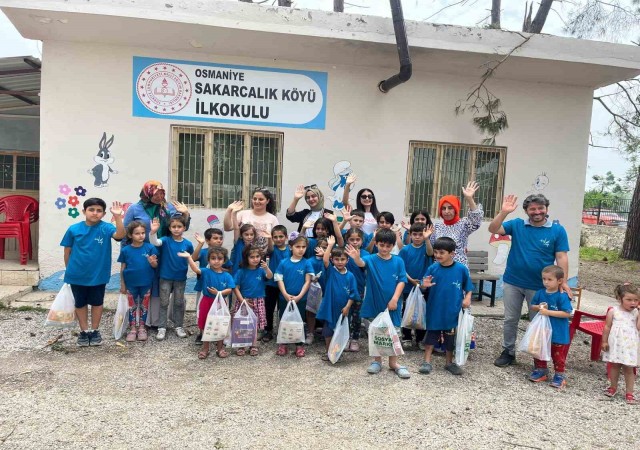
[{"x1": 488, "y1": 194, "x2": 570, "y2": 367}]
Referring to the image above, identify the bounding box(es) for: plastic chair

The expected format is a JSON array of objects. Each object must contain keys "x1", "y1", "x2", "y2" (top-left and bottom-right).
[
  {"x1": 568, "y1": 308, "x2": 609, "y2": 361},
  {"x1": 0, "y1": 195, "x2": 39, "y2": 265}
]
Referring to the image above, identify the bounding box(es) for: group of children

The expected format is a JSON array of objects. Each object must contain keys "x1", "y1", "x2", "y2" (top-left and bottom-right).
[{"x1": 61, "y1": 197, "x2": 640, "y2": 403}]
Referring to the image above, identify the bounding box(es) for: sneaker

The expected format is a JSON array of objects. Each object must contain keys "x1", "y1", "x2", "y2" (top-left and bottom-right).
[
  {"x1": 89, "y1": 330, "x2": 103, "y2": 346},
  {"x1": 445, "y1": 363, "x2": 463, "y2": 376},
  {"x1": 194, "y1": 333, "x2": 203, "y2": 345},
  {"x1": 125, "y1": 329, "x2": 137, "y2": 342},
  {"x1": 305, "y1": 333, "x2": 314, "y2": 345},
  {"x1": 418, "y1": 362, "x2": 433, "y2": 374},
  {"x1": 626, "y1": 393, "x2": 638, "y2": 405},
  {"x1": 494, "y1": 349, "x2": 515, "y2": 367},
  {"x1": 402, "y1": 340, "x2": 413, "y2": 350},
  {"x1": 528, "y1": 368, "x2": 549, "y2": 382},
  {"x1": 77, "y1": 331, "x2": 90, "y2": 347},
  {"x1": 175, "y1": 327, "x2": 187, "y2": 338},
  {"x1": 348, "y1": 340, "x2": 360, "y2": 352},
  {"x1": 550, "y1": 373, "x2": 567, "y2": 389},
  {"x1": 604, "y1": 386, "x2": 617, "y2": 398},
  {"x1": 261, "y1": 331, "x2": 273, "y2": 343},
  {"x1": 418, "y1": 342, "x2": 426, "y2": 351},
  {"x1": 156, "y1": 328, "x2": 167, "y2": 341}
]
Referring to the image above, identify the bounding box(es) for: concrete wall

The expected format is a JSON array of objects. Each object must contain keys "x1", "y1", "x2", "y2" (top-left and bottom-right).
[
  {"x1": 0, "y1": 118, "x2": 39, "y2": 152},
  {"x1": 580, "y1": 224, "x2": 625, "y2": 251},
  {"x1": 37, "y1": 40, "x2": 592, "y2": 290}
]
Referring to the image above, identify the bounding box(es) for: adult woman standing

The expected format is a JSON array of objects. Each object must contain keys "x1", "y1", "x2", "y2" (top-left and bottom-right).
[
  {"x1": 341, "y1": 174, "x2": 380, "y2": 235},
  {"x1": 286, "y1": 184, "x2": 333, "y2": 235},
  {"x1": 123, "y1": 180, "x2": 191, "y2": 328},
  {"x1": 223, "y1": 187, "x2": 279, "y2": 250}
]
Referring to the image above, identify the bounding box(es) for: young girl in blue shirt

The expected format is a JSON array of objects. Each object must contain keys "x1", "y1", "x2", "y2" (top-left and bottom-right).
[
  {"x1": 344, "y1": 228, "x2": 369, "y2": 352},
  {"x1": 263, "y1": 225, "x2": 290, "y2": 342}
]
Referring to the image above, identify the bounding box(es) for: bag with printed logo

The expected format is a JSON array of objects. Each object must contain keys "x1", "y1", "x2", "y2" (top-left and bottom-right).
[
  {"x1": 201, "y1": 292, "x2": 231, "y2": 342},
  {"x1": 277, "y1": 301, "x2": 305, "y2": 344},
  {"x1": 368, "y1": 309, "x2": 404, "y2": 357}
]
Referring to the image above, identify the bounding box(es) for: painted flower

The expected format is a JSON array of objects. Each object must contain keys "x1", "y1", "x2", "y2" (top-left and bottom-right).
[
  {"x1": 67, "y1": 208, "x2": 79, "y2": 219},
  {"x1": 74, "y1": 186, "x2": 87, "y2": 197},
  {"x1": 67, "y1": 196, "x2": 79, "y2": 207},
  {"x1": 59, "y1": 184, "x2": 72, "y2": 195},
  {"x1": 55, "y1": 197, "x2": 66, "y2": 209}
]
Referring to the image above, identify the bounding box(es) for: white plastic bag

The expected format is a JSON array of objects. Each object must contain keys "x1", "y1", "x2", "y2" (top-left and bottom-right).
[
  {"x1": 328, "y1": 314, "x2": 350, "y2": 364},
  {"x1": 202, "y1": 292, "x2": 231, "y2": 342},
  {"x1": 454, "y1": 309, "x2": 475, "y2": 366},
  {"x1": 518, "y1": 313, "x2": 552, "y2": 361},
  {"x1": 305, "y1": 277, "x2": 323, "y2": 313},
  {"x1": 401, "y1": 286, "x2": 426, "y2": 330},
  {"x1": 277, "y1": 301, "x2": 305, "y2": 344},
  {"x1": 230, "y1": 300, "x2": 258, "y2": 348},
  {"x1": 113, "y1": 294, "x2": 128, "y2": 340},
  {"x1": 368, "y1": 309, "x2": 404, "y2": 357},
  {"x1": 45, "y1": 283, "x2": 76, "y2": 329}
]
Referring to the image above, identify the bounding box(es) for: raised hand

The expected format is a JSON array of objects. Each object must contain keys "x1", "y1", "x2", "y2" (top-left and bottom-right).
[
  {"x1": 260, "y1": 260, "x2": 269, "y2": 269},
  {"x1": 462, "y1": 181, "x2": 479, "y2": 199},
  {"x1": 327, "y1": 235, "x2": 336, "y2": 247},
  {"x1": 110, "y1": 201, "x2": 123, "y2": 217},
  {"x1": 345, "y1": 244, "x2": 360, "y2": 259},
  {"x1": 315, "y1": 246, "x2": 325, "y2": 257},
  {"x1": 171, "y1": 200, "x2": 189, "y2": 215},
  {"x1": 294, "y1": 184, "x2": 305, "y2": 200},
  {"x1": 423, "y1": 224, "x2": 434, "y2": 239},
  {"x1": 500, "y1": 195, "x2": 519, "y2": 214},
  {"x1": 324, "y1": 212, "x2": 338, "y2": 222},
  {"x1": 227, "y1": 200, "x2": 244, "y2": 213},
  {"x1": 194, "y1": 232, "x2": 205, "y2": 244},
  {"x1": 342, "y1": 205, "x2": 352, "y2": 221},
  {"x1": 259, "y1": 230, "x2": 272, "y2": 239},
  {"x1": 346, "y1": 173, "x2": 357, "y2": 185},
  {"x1": 302, "y1": 220, "x2": 315, "y2": 230},
  {"x1": 150, "y1": 217, "x2": 160, "y2": 234},
  {"x1": 177, "y1": 251, "x2": 191, "y2": 258},
  {"x1": 422, "y1": 275, "x2": 436, "y2": 288},
  {"x1": 401, "y1": 219, "x2": 410, "y2": 231}
]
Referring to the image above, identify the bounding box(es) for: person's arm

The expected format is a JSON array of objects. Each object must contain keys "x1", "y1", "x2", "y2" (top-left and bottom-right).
[
  {"x1": 345, "y1": 245, "x2": 365, "y2": 268},
  {"x1": 63, "y1": 247, "x2": 71, "y2": 267},
  {"x1": 422, "y1": 275, "x2": 435, "y2": 289},
  {"x1": 149, "y1": 218, "x2": 162, "y2": 246},
  {"x1": 555, "y1": 252, "x2": 571, "y2": 295},
  {"x1": 341, "y1": 299, "x2": 354, "y2": 317},
  {"x1": 232, "y1": 210, "x2": 242, "y2": 241},
  {"x1": 387, "y1": 281, "x2": 405, "y2": 311},
  {"x1": 177, "y1": 252, "x2": 202, "y2": 275},
  {"x1": 325, "y1": 213, "x2": 344, "y2": 247},
  {"x1": 366, "y1": 230, "x2": 377, "y2": 253},
  {"x1": 261, "y1": 260, "x2": 273, "y2": 279},
  {"x1": 277, "y1": 280, "x2": 290, "y2": 300},
  {"x1": 406, "y1": 275, "x2": 420, "y2": 288},
  {"x1": 601, "y1": 309, "x2": 614, "y2": 352},
  {"x1": 636, "y1": 310, "x2": 640, "y2": 331},
  {"x1": 233, "y1": 286, "x2": 244, "y2": 304},
  {"x1": 286, "y1": 184, "x2": 305, "y2": 216},
  {"x1": 395, "y1": 228, "x2": 404, "y2": 250},
  {"x1": 192, "y1": 233, "x2": 205, "y2": 260},
  {"x1": 339, "y1": 205, "x2": 352, "y2": 231},
  {"x1": 293, "y1": 273, "x2": 312, "y2": 302},
  {"x1": 223, "y1": 201, "x2": 244, "y2": 232},
  {"x1": 488, "y1": 194, "x2": 518, "y2": 235},
  {"x1": 537, "y1": 305, "x2": 572, "y2": 318},
  {"x1": 110, "y1": 201, "x2": 126, "y2": 240},
  {"x1": 120, "y1": 263, "x2": 127, "y2": 294},
  {"x1": 462, "y1": 290, "x2": 472, "y2": 309},
  {"x1": 424, "y1": 225, "x2": 434, "y2": 256},
  {"x1": 462, "y1": 181, "x2": 479, "y2": 212},
  {"x1": 342, "y1": 173, "x2": 356, "y2": 208},
  {"x1": 323, "y1": 236, "x2": 335, "y2": 268},
  {"x1": 147, "y1": 253, "x2": 158, "y2": 269},
  {"x1": 170, "y1": 201, "x2": 191, "y2": 227}
]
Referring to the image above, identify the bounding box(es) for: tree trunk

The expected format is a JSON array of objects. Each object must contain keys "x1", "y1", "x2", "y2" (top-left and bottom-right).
[
  {"x1": 334, "y1": 0, "x2": 344, "y2": 13},
  {"x1": 278, "y1": 0, "x2": 293, "y2": 6},
  {"x1": 491, "y1": 0, "x2": 501, "y2": 29},
  {"x1": 622, "y1": 173, "x2": 640, "y2": 261},
  {"x1": 524, "y1": 0, "x2": 554, "y2": 33}
]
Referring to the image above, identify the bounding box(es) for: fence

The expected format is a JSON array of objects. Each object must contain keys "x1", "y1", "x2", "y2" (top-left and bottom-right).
[{"x1": 582, "y1": 195, "x2": 631, "y2": 227}]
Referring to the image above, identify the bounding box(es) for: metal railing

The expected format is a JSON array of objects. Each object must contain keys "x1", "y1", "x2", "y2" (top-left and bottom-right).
[{"x1": 582, "y1": 195, "x2": 631, "y2": 227}]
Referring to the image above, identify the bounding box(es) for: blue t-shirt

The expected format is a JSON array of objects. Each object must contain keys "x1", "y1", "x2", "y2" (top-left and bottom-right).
[
  {"x1": 424, "y1": 262, "x2": 474, "y2": 330},
  {"x1": 60, "y1": 221, "x2": 117, "y2": 286},
  {"x1": 230, "y1": 239, "x2": 246, "y2": 275},
  {"x1": 316, "y1": 265, "x2": 360, "y2": 330},
  {"x1": 200, "y1": 267, "x2": 235, "y2": 295},
  {"x1": 502, "y1": 219, "x2": 570, "y2": 290},
  {"x1": 194, "y1": 248, "x2": 232, "y2": 291},
  {"x1": 234, "y1": 267, "x2": 268, "y2": 298},
  {"x1": 360, "y1": 254, "x2": 407, "y2": 327},
  {"x1": 346, "y1": 248, "x2": 369, "y2": 298},
  {"x1": 305, "y1": 237, "x2": 318, "y2": 259},
  {"x1": 399, "y1": 243, "x2": 432, "y2": 294},
  {"x1": 274, "y1": 257, "x2": 315, "y2": 297},
  {"x1": 158, "y1": 236, "x2": 194, "y2": 281},
  {"x1": 266, "y1": 246, "x2": 291, "y2": 287},
  {"x1": 309, "y1": 257, "x2": 326, "y2": 291},
  {"x1": 117, "y1": 243, "x2": 158, "y2": 288},
  {"x1": 530, "y1": 290, "x2": 573, "y2": 345}
]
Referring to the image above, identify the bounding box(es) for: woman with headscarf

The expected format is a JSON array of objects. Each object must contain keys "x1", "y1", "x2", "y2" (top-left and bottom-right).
[
  {"x1": 123, "y1": 180, "x2": 191, "y2": 327},
  {"x1": 429, "y1": 181, "x2": 483, "y2": 267},
  {"x1": 286, "y1": 184, "x2": 333, "y2": 235}
]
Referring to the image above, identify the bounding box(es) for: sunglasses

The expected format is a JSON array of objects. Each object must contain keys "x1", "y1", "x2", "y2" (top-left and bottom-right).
[
  {"x1": 253, "y1": 187, "x2": 270, "y2": 193},
  {"x1": 360, "y1": 195, "x2": 374, "y2": 200},
  {"x1": 304, "y1": 184, "x2": 318, "y2": 190}
]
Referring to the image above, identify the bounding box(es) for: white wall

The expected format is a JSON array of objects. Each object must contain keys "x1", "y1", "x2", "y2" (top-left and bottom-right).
[{"x1": 38, "y1": 40, "x2": 591, "y2": 289}]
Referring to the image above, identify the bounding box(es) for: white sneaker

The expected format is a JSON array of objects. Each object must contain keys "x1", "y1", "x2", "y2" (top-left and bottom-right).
[
  {"x1": 175, "y1": 327, "x2": 187, "y2": 338},
  {"x1": 156, "y1": 328, "x2": 167, "y2": 341},
  {"x1": 305, "y1": 333, "x2": 314, "y2": 345}
]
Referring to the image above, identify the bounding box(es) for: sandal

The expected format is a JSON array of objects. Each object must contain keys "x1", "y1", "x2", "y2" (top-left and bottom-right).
[
  {"x1": 261, "y1": 332, "x2": 273, "y2": 343},
  {"x1": 367, "y1": 361, "x2": 382, "y2": 374},
  {"x1": 626, "y1": 393, "x2": 638, "y2": 405},
  {"x1": 137, "y1": 327, "x2": 148, "y2": 341},
  {"x1": 249, "y1": 347, "x2": 259, "y2": 356},
  {"x1": 125, "y1": 329, "x2": 137, "y2": 342},
  {"x1": 391, "y1": 365, "x2": 411, "y2": 379},
  {"x1": 295, "y1": 346, "x2": 306, "y2": 358},
  {"x1": 236, "y1": 348, "x2": 246, "y2": 356},
  {"x1": 604, "y1": 386, "x2": 617, "y2": 398},
  {"x1": 276, "y1": 344, "x2": 288, "y2": 356},
  {"x1": 321, "y1": 354, "x2": 330, "y2": 362},
  {"x1": 198, "y1": 350, "x2": 210, "y2": 360},
  {"x1": 216, "y1": 349, "x2": 229, "y2": 358}
]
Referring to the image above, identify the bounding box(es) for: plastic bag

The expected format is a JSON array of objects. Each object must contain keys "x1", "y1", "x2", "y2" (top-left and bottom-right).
[
  {"x1": 230, "y1": 300, "x2": 258, "y2": 348},
  {"x1": 401, "y1": 286, "x2": 426, "y2": 330},
  {"x1": 277, "y1": 301, "x2": 305, "y2": 344},
  {"x1": 45, "y1": 283, "x2": 76, "y2": 329},
  {"x1": 113, "y1": 294, "x2": 128, "y2": 340},
  {"x1": 201, "y1": 292, "x2": 231, "y2": 342},
  {"x1": 454, "y1": 309, "x2": 475, "y2": 366},
  {"x1": 328, "y1": 314, "x2": 350, "y2": 364},
  {"x1": 518, "y1": 313, "x2": 552, "y2": 361},
  {"x1": 305, "y1": 278, "x2": 323, "y2": 313},
  {"x1": 368, "y1": 309, "x2": 404, "y2": 357}
]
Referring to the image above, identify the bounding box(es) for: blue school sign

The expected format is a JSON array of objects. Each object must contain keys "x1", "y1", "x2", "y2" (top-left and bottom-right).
[{"x1": 132, "y1": 56, "x2": 328, "y2": 129}]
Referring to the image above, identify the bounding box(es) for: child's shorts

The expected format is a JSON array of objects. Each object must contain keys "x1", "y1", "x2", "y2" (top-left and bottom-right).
[
  {"x1": 70, "y1": 284, "x2": 106, "y2": 309},
  {"x1": 423, "y1": 328, "x2": 456, "y2": 351},
  {"x1": 322, "y1": 322, "x2": 334, "y2": 338}
]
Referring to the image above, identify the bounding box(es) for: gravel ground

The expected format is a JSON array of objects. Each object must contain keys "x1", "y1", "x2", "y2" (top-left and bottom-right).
[
  {"x1": 579, "y1": 259, "x2": 640, "y2": 297},
  {"x1": 0, "y1": 308, "x2": 638, "y2": 449}
]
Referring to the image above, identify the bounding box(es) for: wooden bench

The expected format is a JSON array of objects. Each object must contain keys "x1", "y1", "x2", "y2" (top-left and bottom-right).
[{"x1": 467, "y1": 251, "x2": 500, "y2": 307}]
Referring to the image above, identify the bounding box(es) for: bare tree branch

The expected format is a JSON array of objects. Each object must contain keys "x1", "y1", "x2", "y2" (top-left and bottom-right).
[{"x1": 424, "y1": 0, "x2": 470, "y2": 21}]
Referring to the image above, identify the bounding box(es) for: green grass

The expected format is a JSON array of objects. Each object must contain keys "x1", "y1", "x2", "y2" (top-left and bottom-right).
[
  {"x1": 14, "y1": 305, "x2": 48, "y2": 313},
  {"x1": 579, "y1": 246, "x2": 621, "y2": 262}
]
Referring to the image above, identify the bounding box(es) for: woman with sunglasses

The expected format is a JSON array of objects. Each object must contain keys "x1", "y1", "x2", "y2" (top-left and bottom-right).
[
  {"x1": 223, "y1": 187, "x2": 279, "y2": 254},
  {"x1": 286, "y1": 184, "x2": 334, "y2": 236},
  {"x1": 342, "y1": 174, "x2": 380, "y2": 235}
]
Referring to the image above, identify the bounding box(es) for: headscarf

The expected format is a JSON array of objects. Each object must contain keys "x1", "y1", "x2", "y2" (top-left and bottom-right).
[
  {"x1": 138, "y1": 180, "x2": 169, "y2": 237},
  {"x1": 438, "y1": 195, "x2": 460, "y2": 226},
  {"x1": 305, "y1": 186, "x2": 325, "y2": 212}
]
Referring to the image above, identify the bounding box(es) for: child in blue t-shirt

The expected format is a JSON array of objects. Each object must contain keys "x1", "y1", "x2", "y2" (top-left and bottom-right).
[
  {"x1": 150, "y1": 216, "x2": 196, "y2": 341},
  {"x1": 339, "y1": 207, "x2": 372, "y2": 249},
  {"x1": 233, "y1": 245, "x2": 273, "y2": 356},
  {"x1": 230, "y1": 223, "x2": 257, "y2": 276},
  {"x1": 346, "y1": 228, "x2": 409, "y2": 379},
  {"x1": 344, "y1": 228, "x2": 369, "y2": 352},
  {"x1": 305, "y1": 237, "x2": 327, "y2": 346},
  {"x1": 420, "y1": 237, "x2": 473, "y2": 376},
  {"x1": 60, "y1": 198, "x2": 125, "y2": 347},
  {"x1": 316, "y1": 236, "x2": 360, "y2": 362},
  {"x1": 274, "y1": 233, "x2": 315, "y2": 358},
  {"x1": 263, "y1": 225, "x2": 290, "y2": 342},
  {"x1": 399, "y1": 222, "x2": 434, "y2": 349},
  {"x1": 528, "y1": 265, "x2": 573, "y2": 389},
  {"x1": 182, "y1": 247, "x2": 235, "y2": 360},
  {"x1": 118, "y1": 221, "x2": 159, "y2": 342}
]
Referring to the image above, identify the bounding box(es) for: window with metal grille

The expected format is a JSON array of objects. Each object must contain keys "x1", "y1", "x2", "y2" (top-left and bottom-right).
[
  {"x1": 0, "y1": 153, "x2": 39, "y2": 191},
  {"x1": 171, "y1": 126, "x2": 283, "y2": 210},
  {"x1": 405, "y1": 141, "x2": 506, "y2": 218}
]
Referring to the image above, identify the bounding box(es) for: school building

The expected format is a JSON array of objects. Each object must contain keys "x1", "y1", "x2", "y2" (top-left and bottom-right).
[{"x1": 1, "y1": 0, "x2": 639, "y2": 293}]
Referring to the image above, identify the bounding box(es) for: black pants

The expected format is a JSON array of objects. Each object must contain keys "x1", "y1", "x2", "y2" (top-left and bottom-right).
[
  {"x1": 264, "y1": 285, "x2": 280, "y2": 333},
  {"x1": 401, "y1": 289, "x2": 427, "y2": 343}
]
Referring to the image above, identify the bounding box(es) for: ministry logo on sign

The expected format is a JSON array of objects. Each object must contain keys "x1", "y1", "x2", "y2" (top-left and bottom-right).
[{"x1": 136, "y1": 63, "x2": 192, "y2": 114}]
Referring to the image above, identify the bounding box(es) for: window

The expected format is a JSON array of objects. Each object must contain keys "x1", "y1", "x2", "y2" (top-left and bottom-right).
[
  {"x1": 0, "y1": 153, "x2": 39, "y2": 191},
  {"x1": 405, "y1": 141, "x2": 506, "y2": 218},
  {"x1": 171, "y1": 126, "x2": 283, "y2": 210}
]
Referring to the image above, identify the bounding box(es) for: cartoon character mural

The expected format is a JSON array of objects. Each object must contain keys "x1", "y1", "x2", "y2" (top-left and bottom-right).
[
  {"x1": 327, "y1": 160, "x2": 353, "y2": 210},
  {"x1": 526, "y1": 172, "x2": 549, "y2": 195},
  {"x1": 89, "y1": 132, "x2": 118, "y2": 188}
]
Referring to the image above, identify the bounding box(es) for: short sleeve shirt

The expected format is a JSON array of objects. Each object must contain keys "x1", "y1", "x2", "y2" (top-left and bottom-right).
[
  {"x1": 61, "y1": 221, "x2": 117, "y2": 286},
  {"x1": 530, "y1": 290, "x2": 573, "y2": 344},
  {"x1": 117, "y1": 243, "x2": 158, "y2": 288}
]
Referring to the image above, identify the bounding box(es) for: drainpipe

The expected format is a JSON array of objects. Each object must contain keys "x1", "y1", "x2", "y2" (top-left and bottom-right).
[{"x1": 378, "y1": 0, "x2": 412, "y2": 93}]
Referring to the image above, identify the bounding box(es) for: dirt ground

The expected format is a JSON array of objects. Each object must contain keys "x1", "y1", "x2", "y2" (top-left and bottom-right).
[
  {"x1": 578, "y1": 259, "x2": 640, "y2": 296},
  {"x1": 1, "y1": 309, "x2": 639, "y2": 449}
]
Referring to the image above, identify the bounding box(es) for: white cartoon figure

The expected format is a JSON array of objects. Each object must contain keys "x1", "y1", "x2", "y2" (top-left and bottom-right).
[
  {"x1": 328, "y1": 160, "x2": 353, "y2": 210},
  {"x1": 526, "y1": 172, "x2": 549, "y2": 195},
  {"x1": 89, "y1": 132, "x2": 118, "y2": 188}
]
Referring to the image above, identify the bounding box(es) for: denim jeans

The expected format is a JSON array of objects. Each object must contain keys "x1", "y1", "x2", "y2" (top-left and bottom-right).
[{"x1": 159, "y1": 279, "x2": 186, "y2": 328}]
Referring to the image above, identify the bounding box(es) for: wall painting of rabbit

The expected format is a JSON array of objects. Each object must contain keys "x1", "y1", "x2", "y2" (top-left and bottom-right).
[{"x1": 89, "y1": 132, "x2": 118, "y2": 188}]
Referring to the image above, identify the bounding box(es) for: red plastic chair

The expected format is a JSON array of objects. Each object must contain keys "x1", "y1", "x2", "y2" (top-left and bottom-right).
[{"x1": 0, "y1": 195, "x2": 39, "y2": 265}]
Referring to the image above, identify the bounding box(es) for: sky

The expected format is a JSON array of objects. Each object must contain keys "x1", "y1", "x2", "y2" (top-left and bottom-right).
[{"x1": 0, "y1": 0, "x2": 633, "y2": 190}]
